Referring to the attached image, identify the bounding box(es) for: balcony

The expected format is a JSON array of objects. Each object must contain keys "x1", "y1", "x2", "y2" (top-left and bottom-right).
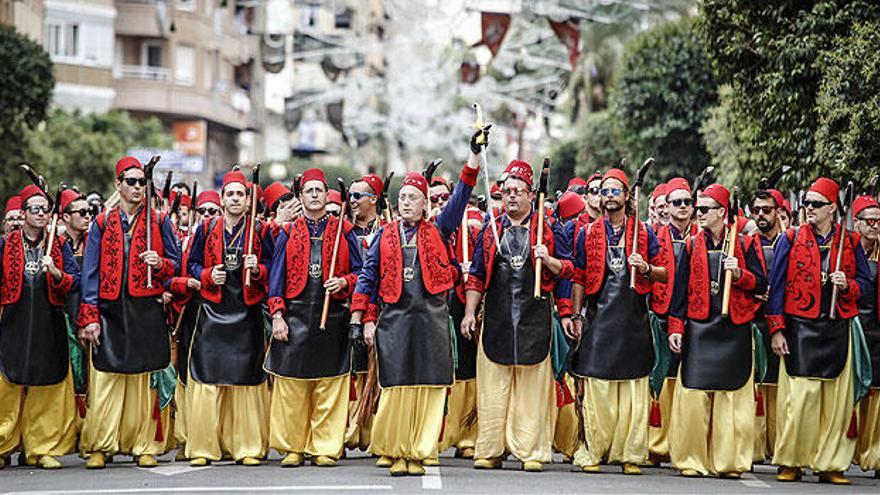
[
  {"x1": 115, "y1": 64, "x2": 170, "y2": 81},
  {"x1": 115, "y1": 0, "x2": 168, "y2": 37}
]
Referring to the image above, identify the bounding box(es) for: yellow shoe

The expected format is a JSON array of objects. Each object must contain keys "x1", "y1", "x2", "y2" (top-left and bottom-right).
[
  {"x1": 474, "y1": 457, "x2": 502, "y2": 469},
  {"x1": 523, "y1": 461, "x2": 543, "y2": 472},
  {"x1": 86, "y1": 452, "x2": 106, "y2": 469},
  {"x1": 680, "y1": 469, "x2": 700, "y2": 477},
  {"x1": 720, "y1": 471, "x2": 741, "y2": 479},
  {"x1": 407, "y1": 459, "x2": 425, "y2": 476},
  {"x1": 0, "y1": 457, "x2": 6, "y2": 469},
  {"x1": 38, "y1": 456, "x2": 62, "y2": 469},
  {"x1": 776, "y1": 466, "x2": 801, "y2": 482},
  {"x1": 313, "y1": 455, "x2": 336, "y2": 467},
  {"x1": 175, "y1": 447, "x2": 187, "y2": 462},
  {"x1": 190, "y1": 458, "x2": 208, "y2": 467},
  {"x1": 622, "y1": 463, "x2": 641, "y2": 475},
  {"x1": 581, "y1": 464, "x2": 601, "y2": 473},
  {"x1": 241, "y1": 457, "x2": 261, "y2": 466},
  {"x1": 281, "y1": 453, "x2": 303, "y2": 467},
  {"x1": 137, "y1": 455, "x2": 158, "y2": 468},
  {"x1": 423, "y1": 457, "x2": 440, "y2": 466},
  {"x1": 25, "y1": 455, "x2": 37, "y2": 466},
  {"x1": 375, "y1": 456, "x2": 393, "y2": 467},
  {"x1": 390, "y1": 458, "x2": 408, "y2": 476},
  {"x1": 818, "y1": 471, "x2": 850, "y2": 485},
  {"x1": 456, "y1": 447, "x2": 475, "y2": 459}
]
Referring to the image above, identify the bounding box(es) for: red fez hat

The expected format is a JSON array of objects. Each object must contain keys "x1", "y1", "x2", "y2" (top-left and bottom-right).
[
  {"x1": 402, "y1": 172, "x2": 429, "y2": 198},
  {"x1": 362, "y1": 173, "x2": 384, "y2": 196},
  {"x1": 567, "y1": 177, "x2": 586, "y2": 190},
  {"x1": 808, "y1": 177, "x2": 840, "y2": 204},
  {"x1": 19, "y1": 184, "x2": 47, "y2": 206},
  {"x1": 263, "y1": 182, "x2": 290, "y2": 211},
  {"x1": 490, "y1": 182, "x2": 501, "y2": 198},
  {"x1": 651, "y1": 183, "x2": 669, "y2": 201},
  {"x1": 4, "y1": 196, "x2": 22, "y2": 216},
  {"x1": 502, "y1": 160, "x2": 533, "y2": 189},
  {"x1": 665, "y1": 177, "x2": 691, "y2": 197},
  {"x1": 327, "y1": 190, "x2": 342, "y2": 206},
  {"x1": 700, "y1": 183, "x2": 730, "y2": 212},
  {"x1": 430, "y1": 176, "x2": 451, "y2": 190},
  {"x1": 301, "y1": 168, "x2": 327, "y2": 187},
  {"x1": 854, "y1": 194, "x2": 880, "y2": 217},
  {"x1": 467, "y1": 208, "x2": 484, "y2": 222},
  {"x1": 767, "y1": 188, "x2": 785, "y2": 208},
  {"x1": 169, "y1": 191, "x2": 192, "y2": 208},
  {"x1": 602, "y1": 168, "x2": 629, "y2": 190},
  {"x1": 587, "y1": 172, "x2": 603, "y2": 185},
  {"x1": 60, "y1": 189, "x2": 82, "y2": 212},
  {"x1": 557, "y1": 191, "x2": 586, "y2": 220},
  {"x1": 222, "y1": 170, "x2": 248, "y2": 190},
  {"x1": 782, "y1": 199, "x2": 792, "y2": 215},
  {"x1": 115, "y1": 156, "x2": 143, "y2": 177},
  {"x1": 197, "y1": 190, "x2": 221, "y2": 207}
]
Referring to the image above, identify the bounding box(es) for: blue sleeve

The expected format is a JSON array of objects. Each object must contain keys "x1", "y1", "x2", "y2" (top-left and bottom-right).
[
  {"x1": 767, "y1": 232, "x2": 792, "y2": 317},
  {"x1": 744, "y1": 237, "x2": 767, "y2": 295},
  {"x1": 468, "y1": 223, "x2": 488, "y2": 281},
  {"x1": 61, "y1": 241, "x2": 80, "y2": 288},
  {"x1": 160, "y1": 216, "x2": 181, "y2": 274},
  {"x1": 669, "y1": 242, "x2": 691, "y2": 321},
  {"x1": 553, "y1": 220, "x2": 572, "y2": 299},
  {"x1": 268, "y1": 229, "x2": 288, "y2": 300},
  {"x1": 346, "y1": 228, "x2": 363, "y2": 274},
  {"x1": 187, "y1": 223, "x2": 207, "y2": 280},
  {"x1": 647, "y1": 225, "x2": 660, "y2": 259},
  {"x1": 436, "y1": 179, "x2": 474, "y2": 239},
  {"x1": 353, "y1": 227, "x2": 382, "y2": 299},
  {"x1": 261, "y1": 225, "x2": 275, "y2": 274},
  {"x1": 81, "y1": 220, "x2": 103, "y2": 306},
  {"x1": 574, "y1": 226, "x2": 586, "y2": 271},
  {"x1": 854, "y1": 241, "x2": 871, "y2": 296}
]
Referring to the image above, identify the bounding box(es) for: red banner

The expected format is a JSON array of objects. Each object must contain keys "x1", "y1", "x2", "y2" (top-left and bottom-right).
[
  {"x1": 475, "y1": 12, "x2": 511, "y2": 57},
  {"x1": 461, "y1": 61, "x2": 480, "y2": 84},
  {"x1": 549, "y1": 17, "x2": 580, "y2": 69}
]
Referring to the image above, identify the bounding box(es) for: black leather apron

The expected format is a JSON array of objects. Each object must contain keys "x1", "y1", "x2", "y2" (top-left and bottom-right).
[
  {"x1": 450, "y1": 294, "x2": 476, "y2": 380},
  {"x1": 482, "y1": 225, "x2": 551, "y2": 366},
  {"x1": 0, "y1": 243, "x2": 68, "y2": 385},
  {"x1": 176, "y1": 294, "x2": 200, "y2": 385},
  {"x1": 784, "y1": 246, "x2": 849, "y2": 379},
  {"x1": 681, "y1": 250, "x2": 753, "y2": 390},
  {"x1": 858, "y1": 259, "x2": 879, "y2": 387},
  {"x1": 573, "y1": 244, "x2": 653, "y2": 380},
  {"x1": 264, "y1": 237, "x2": 350, "y2": 379},
  {"x1": 93, "y1": 233, "x2": 171, "y2": 374},
  {"x1": 375, "y1": 240, "x2": 453, "y2": 387},
  {"x1": 190, "y1": 245, "x2": 266, "y2": 386}
]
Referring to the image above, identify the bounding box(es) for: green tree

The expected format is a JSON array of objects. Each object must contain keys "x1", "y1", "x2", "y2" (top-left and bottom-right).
[
  {"x1": 699, "y1": 0, "x2": 880, "y2": 190},
  {"x1": 815, "y1": 21, "x2": 880, "y2": 188},
  {"x1": 575, "y1": 110, "x2": 626, "y2": 178},
  {"x1": 610, "y1": 18, "x2": 718, "y2": 182}
]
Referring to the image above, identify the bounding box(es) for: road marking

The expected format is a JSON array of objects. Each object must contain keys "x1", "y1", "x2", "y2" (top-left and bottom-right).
[
  {"x1": 3, "y1": 486, "x2": 393, "y2": 495},
  {"x1": 136, "y1": 464, "x2": 212, "y2": 476},
  {"x1": 740, "y1": 472, "x2": 770, "y2": 488},
  {"x1": 422, "y1": 465, "x2": 442, "y2": 489}
]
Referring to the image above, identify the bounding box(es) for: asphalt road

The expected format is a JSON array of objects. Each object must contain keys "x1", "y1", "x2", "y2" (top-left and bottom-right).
[{"x1": 1, "y1": 450, "x2": 878, "y2": 494}]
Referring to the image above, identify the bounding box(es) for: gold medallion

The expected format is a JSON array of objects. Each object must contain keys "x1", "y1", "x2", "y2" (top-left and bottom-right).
[{"x1": 403, "y1": 266, "x2": 415, "y2": 282}]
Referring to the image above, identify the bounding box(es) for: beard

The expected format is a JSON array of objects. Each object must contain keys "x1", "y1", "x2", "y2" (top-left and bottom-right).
[
  {"x1": 756, "y1": 218, "x2": 774, "y2": 233},
  {"x1": 603, "y1": 201, "x2": 623, "y2": 213}
]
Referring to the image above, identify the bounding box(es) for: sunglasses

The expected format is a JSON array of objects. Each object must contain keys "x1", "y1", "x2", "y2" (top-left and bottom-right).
[
  {"x1": 752, "y1": 206, "x2": 776, "y2": 215},
  {"x1": 25, "y1": 205, "x2": 51, "y2": 214},
  {"x1": 121, "y1": 177, "x2": 148, "y2": 187},
  {"x1": 859, "y1": 218, "x2": 880, "y2": 227},
  {"x1": 587, "y1": 187, "x2": 601, "y2": 195},
  {"x1": 695, "y1": 205, "x2": 723, "y2": 215},
  {"x1": 349, "y1": 191, "x2": 376, "y2": 201},
  {"x1": 431, "y1": 193, "x2": 450, "y2": 204},
  {"x1": 501, "y1": 187, "x2": 529, "y2": 197},
  {"x1": 600, "y1": 188, "x2": 624, "y2": 197},
  {"x1": 803, "y1": 200, "x2": 832, "y2": 209},
  {"x1": 66, "y1": 208, "x2": 91, "y2": 217},
  {"x1": 197, "y1": 207, "x2": 220, "y2": 216},
  {"x1": 669, "y1": 198, "x2": 693, "y2": 208}
]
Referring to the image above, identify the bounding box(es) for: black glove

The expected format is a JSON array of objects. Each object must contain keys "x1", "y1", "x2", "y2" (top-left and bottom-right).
[
  {"x1": 349, "y1": 322, "x2": 365, "y2": 352},
  {"x1": 470, "y1": 124, "x2": 492, "y2": 155}
]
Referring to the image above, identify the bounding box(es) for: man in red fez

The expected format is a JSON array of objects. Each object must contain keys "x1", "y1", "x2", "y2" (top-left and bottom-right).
[
  {"x1": 665, "y1": 183, "x2": 765, "y2": 478},
  {"x1": 267, "y1": 167, "x2": 362, "y2": 468},
  {"x1": 583, "y1": 172, "x2": 603, "y2": 222},
  {"x1": 650, "y1": 182, "x2": 670, "y2": 227},
  {"x1": 429, "y1": 176, "x2": 453, "y2": 217},
  {"x1": 568, "y1": 168, "x2": 669, "y2": 475},
  {"x1": 460, "y1": 156, "x2": 574, "y2": 473},
  {"x1": 181, "y1": 169, "x2": 275, "y2": 466},
  {"x1": 349, "y1": 126, "x2": 484, "y2": 476},
  {"x1": 765, "y1": 177, "x2": 870, "y2": 484},
  {"x1": 2, "y1": 196, "x2": 23, "y2": 234},
  {"x1": 195, "y1": 191, "x2": 222, "y2": 223},
  {"x1": 78, "y1": 156, "x2": 182, "y2": 469},
  {"x1": 0, "y1": 185, "x2": 79, "y2": 469}
]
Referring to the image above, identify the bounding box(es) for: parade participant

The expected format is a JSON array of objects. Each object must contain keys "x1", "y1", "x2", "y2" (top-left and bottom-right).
[
  {"x1": 3, "y1": 196, "x2": 23, "y2": 234},
  {"x1": 461, "y1": 158, "x2": 575, "y2": 473},
  {"x1": 345, "y1": 172, "x2": 383, "y2": 453},
  {"x1": 266, "y1": 168, "x2": 361, "y2": 467},
  {"x1": 0, "y1": 185, "x2": 79, "y2": 469},
  {"x1": 767, "y1": 177, "x2": 869, "y2": 484},
  {"x1": 77, "y1": 156, "x2": 181, "y2": 469},
  {"x1": 779, "y1": 200, "x2": 793, "y2": 230},
  {"x1": 647, "y1": 177, "x2": 695, "y2": 463},
  {"x1": 350, "y1": 131, "x2": 482, "y2": 476},
  {"x1": 429, "y1": 176, "x2": 452, "y2": 216},
  {"x1": 667, "y1": 184, "x2": 766, "y2": 478},
  {"x1": 263, "y1": 182, "x2": 295, "y2": 238},
  {"x1": 169, "y1": 191, "x2": 192, "y2": 235},
  {"x1": 749, "y1": 188, "x2": 785, "y2": 462},
  {"x1": 184, "y1": 170, "x2": 273, "y2": 466},
  {"x1": 195, "y1": 191, "x2": 221, "y2": 224},
  {"x1": 650, "y1": 183, "x2": 670, "y2": 227},
  {"x1": 853, "y1": 195, "x2": 880, "y2": 477},
  {"x1": 569, "y1": 168, "x2": 668, "y2": 475},
  {"x1": 583, "y1": 172, "x2": 603, "y2": 222}
]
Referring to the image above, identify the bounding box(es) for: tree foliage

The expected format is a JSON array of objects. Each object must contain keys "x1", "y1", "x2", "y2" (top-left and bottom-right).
[
  {"x1": 0, "y1": 25, "x2": 54, "y2": 137},
  {"x1": 610, "y1": 18, "x2": 718, "y2": 182}
]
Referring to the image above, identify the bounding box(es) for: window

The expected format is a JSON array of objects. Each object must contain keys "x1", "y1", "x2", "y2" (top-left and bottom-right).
[
  {"x1": 335, "y1": 7, "x2": 352, "y2": 29},
  {"x1": 177, "y1": 0, "x2": 196, "y2": 12},
  {"x1": 141, "y1": 41, "x2": 163, "y2": 67},
  {"x1": 45, "y1": 22, "x2": 79, "y2": 59},
  {"x1": 301, "y1": 2, "x2": 318, "y2": 28},
  {"x1": 175, "y1": 44, "x2": 195, "y2": 86}
]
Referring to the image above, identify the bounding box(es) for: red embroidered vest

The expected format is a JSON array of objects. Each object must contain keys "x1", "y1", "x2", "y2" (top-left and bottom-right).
[
  {"x1": 686, "y1": 230, "x2": 756, "y2": 325},
  {"x1": 283, "y1": 216, "x2": 351, "y2": 300},
  {"x1": 378, "y1": 219, "x2": 457, "y2": 304},
  {"x1": 200, "y1": 217, "x2": 266, "y2": 306},
  {"x1": 783, "y1": 225, "x2": 858, "y2": 319},
  {"x1": 481, "y1": 213, "x2": 556, "y2": 293},
  {"x1": 582, "y1": 217, "x2": 652, "y2": 296},
  {"x1": 0, "y1": 229, "x2": 70, "y2": 306},
  {"x1": 95, "y1": 207, "x2": 168, "y2": 299},
  {"x1": 650, "y1": 224, "x2": 676, "y2": 314}
]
